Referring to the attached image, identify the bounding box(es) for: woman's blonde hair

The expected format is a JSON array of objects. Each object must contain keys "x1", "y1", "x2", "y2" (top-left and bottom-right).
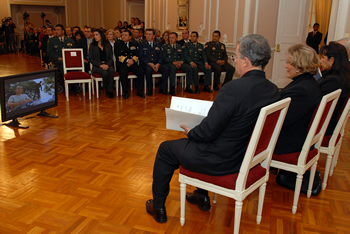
[
  {"x1": 106, "y1": 29, "x2": 116, "y2": 40},
  {"x1": 287, "y1": 44, "x2": 320, "y2": 75}
]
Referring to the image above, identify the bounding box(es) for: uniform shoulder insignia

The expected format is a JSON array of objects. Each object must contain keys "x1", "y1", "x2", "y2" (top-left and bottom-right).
[{"x1": 205, "y1": 44, "x2": 208, "y2": 47}]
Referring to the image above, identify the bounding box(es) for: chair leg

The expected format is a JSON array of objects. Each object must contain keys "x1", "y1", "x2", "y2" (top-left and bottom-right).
[
  {"x1": 213, "y1": 193, "x2": 217, "y2": 204},
  {"x1": 65, "y1": 82, "x2": 69, "y2": 101},
  {"x1": 211, "y1": 73, "x2": 214, "y2": 90},
  {"x1": 131, "y1": 79, "x2": 133, "y2": 91},
  {"x1": 234, "y1": 200, "x2": 243, "y2": 234},
  {"x1": 308, "y1": 163, "x2": 317, "y2": 197},
  {"x1": 115, "y1": 78, "x2": 119, "y2": 97},
  {"x1": 322, "y1": 153, "x2": 333, "y2": 190},
  {"x1": 82, "y1": 83, "x2": 85, "y2": 96},
  {"x1": 88, "y1": 82, "x2": 91, "y2": 100},
  {"x1": 330, "y1": 143, "x2": 341, "y2": 176},
  {"x1": 180, "y1": 183, "x2": 186, "y2": 226},
  {"x1": 292, "y1": 174, "x2": 303, "y2": 214},
  {"x1": 153, "y1": 77, "x2": 155, "y2": 90},
  {"x1": 256, "y1": 182, "x2": 266, "y2": 224},
  {"x1": 96, "y1": 80, "x2": 99, "y2": 98},
  {"x1": 91, "y1": 78, "x2": 95, "y2": 95}
]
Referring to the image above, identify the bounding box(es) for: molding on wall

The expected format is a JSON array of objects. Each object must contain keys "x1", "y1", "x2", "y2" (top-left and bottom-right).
[
  {"x1": 65, "y1": 0, "x2": 68, "y2": 25},
  {"x1": 207, "y1": 0, "x2": 212, "y2": 40},
  {"x1": 124, "y1": 0, "x2": 127, "y2": 21},
  {"x1": 11, "y1": 0, "x2": 64, "y2": 5},
  {"x1": 86, "y1": 0, "x2": 89, "y2": 25},
  {"x1": 158, "y1": 0, "x2": 161, "y2": 30},
  {"x1": 334, "y1": 0, "x2": 348, "y2": 40},
  {"x1": 243, "y1": 0, "x2": 250, "y2": 35},
  {"x1": 215, "y1": 0, "x2": 219, "y2": 30},
  {"x1": 253, "y1": 0, "x2": 259, "y2": 33},
  {"x1": 79, "y1": 0, "x2": 82, "y2": 27},
  {"x1": 165, "y1": 0, "x2": 168, "y2": 30},
  {"x1": 233, "y1": 0, "x2": 239, "y2": 45}
]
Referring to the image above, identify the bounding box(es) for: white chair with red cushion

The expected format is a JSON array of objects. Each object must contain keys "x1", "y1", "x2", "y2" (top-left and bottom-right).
[
  {"x1": 62, "y1": 48, "x2": 91, "y2": 101},
  {"x1": 271, "y1": 89, "x2": 341, "y2": 214},
  {"x1": 318, "y1": 93, "x2": 350, "y2": 190},
  {"x1": 179, "y1": 98, "x2": 291, "y2": 234}
]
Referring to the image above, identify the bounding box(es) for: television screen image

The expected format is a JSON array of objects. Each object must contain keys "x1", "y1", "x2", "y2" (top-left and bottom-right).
[
  {"x1": 0, "y1": 69, "x2": 58, "y2": 126},
  {"x1": 5, "y1": 77, "x2": 55, "y2": 117}
]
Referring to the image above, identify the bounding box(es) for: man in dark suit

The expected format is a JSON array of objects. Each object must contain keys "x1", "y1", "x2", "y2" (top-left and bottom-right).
[
  {"x1": 184, "y1": 31, "x2": 213, "y2": 93},
  {"x1": 306, "y1": 23, "x2": 323, "y2": 54},
  {"x1": 162, "y1": 32, "x2": 193, "y2": 95},
  {"x1": 205, "y1": 30, "x2": 235, "y2": 90},
  {"x1": 139, "y1": 28, "x2": 170, "y2": 96},
  {"x1": 177, "y1": 29, "x2": 190, "y2": 46},
  {"x1": 115, "y1": 29, "x2": 145, "y2": 99},
  {"x1": 41, "y1": 26, "x2": 54, "y2": 66},
  {"x1": 47, "y1": 24, "x2": 75, "y2": 89},
  {"x1": 145, "y1": 34, "x2": 280, "y2": 223},
  {"x1": 76, "y1": 26, "x2": 93, "y2": 73}
]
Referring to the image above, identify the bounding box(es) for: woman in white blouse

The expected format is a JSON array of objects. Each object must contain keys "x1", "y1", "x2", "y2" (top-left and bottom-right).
[{"x1": 106, "y1": 29, "x2": 116, "y2": 70}]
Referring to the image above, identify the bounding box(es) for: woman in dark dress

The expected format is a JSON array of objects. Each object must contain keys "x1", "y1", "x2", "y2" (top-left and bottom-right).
[
  {"x1": 274, "y1": 44, "x2": 322, "y2": 155},
  {"x1": 89, "y1": 29, "x2": 115, "y2": 98},
  {"x1": 318, "y1": 41, "x2": 350, "y2": 136}
]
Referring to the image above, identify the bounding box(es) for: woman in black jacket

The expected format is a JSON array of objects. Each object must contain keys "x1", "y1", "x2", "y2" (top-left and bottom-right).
[
  {"x1": 318, "y1": 41, "x2": 350, "y2": 135},
  {"x1": 274, "y1": 44, "x2": 322, "y2": 155},
  {"x1": 89, "y1": 29, "x2": 115, "y2": 98}
]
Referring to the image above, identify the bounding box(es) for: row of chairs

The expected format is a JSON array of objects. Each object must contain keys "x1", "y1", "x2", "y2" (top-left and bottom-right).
[
  {"x1": 62, "y1": 48, "x2": 219, "y2": 101},
  {"x1": 179, "y1": 89, "x2": 350, "y2": 234}
]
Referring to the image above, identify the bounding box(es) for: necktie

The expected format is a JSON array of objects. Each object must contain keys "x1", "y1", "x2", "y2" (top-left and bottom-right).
[
  {"x1": 88, "y1": 39, "x2": 91, "y2": 49},
  {"x1": 126, "y1": 42, "x2": 129, "y2": 48},
  {"x1": 150, "y1": 42, "x2": 153, "y2": 48}
]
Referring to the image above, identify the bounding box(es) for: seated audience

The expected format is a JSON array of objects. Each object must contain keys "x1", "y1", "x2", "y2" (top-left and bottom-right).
[
  {"x1": 205, "y1": 30, "x2": 235, "y2": 90},
  {"x1": 89, "y1": 29, "x2": 115, "y2": 98},
  {"x1": 115, "y1": 28, "x2": 122, "y2": 41},
  {"x1": 118, "y1": 21, "x2": 123, "y2": 29},
  {"x1": 139, "y1": 28, "x2": 170, "y2": 96},
  {"x1": 72, "y1": 26, "x2": 81, "y2": 35},
  {"x1": 145, "y1": 34, "x2": 280, "y2": 223},
  {"x1": 162, "y1": 32, "x2": 193, "y2": 95},
  {"x1": 178, "y1": 29, "x2": 190, "y2": 46},
  {"x1": 155, "y1": 29, "x2": 161, "y2": 43},
  {"x1": 318, "y1": 42, "x2": 350, "y2": 136},
  {"x1": 115, "y1": 29, "x2": 145, "y2": 99},
  {"x1": 274, "y1": 44, "x2": 321, "y2": 155},
  {"x1": 160, "y1": 31, "x2": 169, "y2": 45},
  {"x1": 184, "y1": 31, "x2": 213, "y2": 93},
  {"x1": 106, "y1": 29, "x2": 116, "y2": 70},
  {"x1": 123, "y1": 21, "x2": 129, "y2": 29}
]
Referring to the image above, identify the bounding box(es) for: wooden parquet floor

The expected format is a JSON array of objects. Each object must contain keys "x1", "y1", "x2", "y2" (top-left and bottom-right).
[{"x1": 0, "y1": 52, "x2": 350, "y2": 234}]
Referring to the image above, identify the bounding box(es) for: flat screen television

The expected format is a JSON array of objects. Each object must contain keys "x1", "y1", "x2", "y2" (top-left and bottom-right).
[{"x1": 0, "y1": 69, "x2": 58, "y2": 128}]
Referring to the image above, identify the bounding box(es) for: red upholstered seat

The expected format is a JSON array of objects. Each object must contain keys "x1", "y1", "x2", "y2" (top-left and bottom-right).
[
  {"x1": 64, "y1": 71, "x2": 90, "y2": 80},
  {"x1": 272, "y1": 148, "x2": 318, "y2": 165},
  {"x1": 128, "y1": 72, "x2": 136, "y2": 75},
  {"x1": 114, "y1": 72, "x2": 119, "y2": 76},
  {"x1": 179, "y1": 165, "x2": 266, "y2": 190},
  {"x1": 321, "y1": 133, "x2": 341, "y2": 147},
  {"x1": 92, "y1": 73, "x2": 103, "y2": 78},
  {"x1": 176, "y1": 70, "x2": 185, "y2": 73}
]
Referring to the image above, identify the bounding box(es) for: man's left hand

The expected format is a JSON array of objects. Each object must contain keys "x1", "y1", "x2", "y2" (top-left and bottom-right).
[{"x1": 180, "y1": 124, "x2": 191, "y2": 135}]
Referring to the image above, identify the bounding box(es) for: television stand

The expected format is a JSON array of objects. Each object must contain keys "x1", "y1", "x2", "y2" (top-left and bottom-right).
[
  {"x1": 37, "y1": 110, "x2": 58, "y2": 118},
  {"x1": 4, "y1": 118, "x2": 29, "y2": 129}
]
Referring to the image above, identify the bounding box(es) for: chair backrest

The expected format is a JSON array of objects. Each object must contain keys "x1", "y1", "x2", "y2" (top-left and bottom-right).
[
  {"x1": 297, "y1": 89, "x2": 341, "y2": 166},
  {"x1": 235, "y1": 98, "x2": 291, "y2": 191},
  {"x1": 326, "y1": 94, "x2": 350, "y2": 146},
  {"x1": 62, "y1": 48, "x2": 85, "y2": 74}
]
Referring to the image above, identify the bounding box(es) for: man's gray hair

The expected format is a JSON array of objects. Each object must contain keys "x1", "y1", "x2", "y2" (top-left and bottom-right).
[
  {"x1": 337, "y1": 37, "x2": 350, "y2": 49},
  {"x1": 237, "y1": 34, "x2": 271, "y2": 69}
]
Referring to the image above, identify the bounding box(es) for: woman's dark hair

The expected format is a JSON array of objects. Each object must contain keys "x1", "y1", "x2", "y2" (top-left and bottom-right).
[
  {"x1": 123, "y1": 21, "x2": 129, "y2": 28},
  {"x1": 320, "y1": 41, "x2": 350, "y2": 87},
  {"x1": 74, "y1": 30, "x2": 85, "y2": 39},
  {"x1": 92, "y1": 29, "x2": 107, "y2": 47},
  {"x1": 118, "y1": 21, "x2": 122, "y2": 27}
]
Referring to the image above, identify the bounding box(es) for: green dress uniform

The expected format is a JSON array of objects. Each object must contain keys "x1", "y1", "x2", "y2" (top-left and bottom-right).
[
  {"x1": 205, "y1": 41, "x2": 235, "y2": 87},
  {"x1": 162, "y1": 43, "x2": 193, "y2": 89},
  {"x1": 47, "y1": 36, "x2": 75, "y2": 87},
  {"x1": 184, "y1": 41, "x2": 212, "y2": 87}
]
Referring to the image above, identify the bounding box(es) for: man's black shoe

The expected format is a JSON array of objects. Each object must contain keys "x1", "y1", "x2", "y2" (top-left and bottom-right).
[
  {"x1": 170, "y1": 86, "x2": 176, "y2": 96},
  {"x1": 185, "y1": 86, "x2": 195, "y2": 94},
  {"x1": 214, "y1": 85, "x2": 220, "y2": 91},
  {"x1": 146, "y1": 199, "x2": 167, "y2": 223},
  {"x1": 203, "y1": 86, "x2": 213, "y2": 93},
  {"x1": 123, "y1": 93, "x2": 129, "y2": 99},
  {"x1": 137, "y1": 91, "x2": 145, "y2": 98},
  {"x1": 147, "y1": 90, "x2": 153, "y2": 96},
  {"x1": 195, "y1": 86, "x2": 200, "y2": 94},
  {"x1": 108, "y1": 92, "x2": 114, "y2": 99},
  {"x1": 159, "y1": 89, "x2": 170, "y2": 95},
  {"x1": 186, "y1": 190, "x2": 211, "y2": 211}
]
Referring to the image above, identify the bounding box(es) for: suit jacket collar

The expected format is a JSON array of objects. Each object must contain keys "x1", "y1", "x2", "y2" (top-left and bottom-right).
[{"x1": 241, "y1": 70, "x2": 266, "y2": 79}]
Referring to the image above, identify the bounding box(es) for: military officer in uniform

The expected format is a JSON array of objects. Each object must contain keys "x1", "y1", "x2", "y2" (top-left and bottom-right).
[
  {"x1": 47, "y1": 24, "x2": 75, "y2": 90},
  {"x1": 139, "y1": 29, "x2": 170, "y2": 96},
  {"x1": 205, "y1": 30, "x2": 235, "y2": 90},
  {"x1": 184, "y1": 31, "x2": 212, "y2": 93},
  {"x1": 162, "y1": 32, "x2": 194, "y2": 95},
  {"x1": 115, "y1": 30, "x2": 145, "y2": 99}
]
